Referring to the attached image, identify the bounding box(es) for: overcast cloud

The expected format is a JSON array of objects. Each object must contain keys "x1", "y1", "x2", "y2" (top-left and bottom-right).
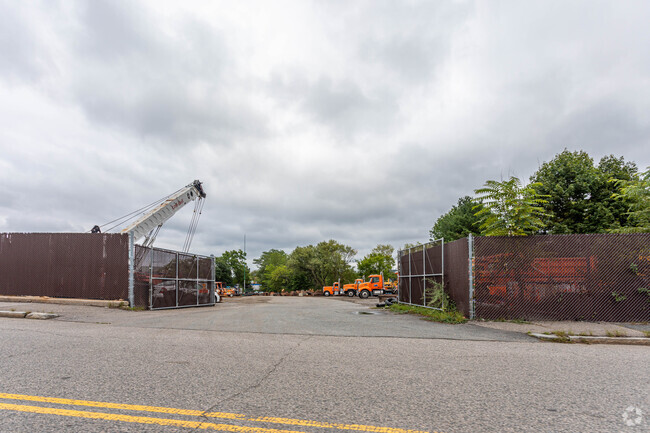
[{"x1": 1, "y1": 0, "x2": 649, "y2": 267}]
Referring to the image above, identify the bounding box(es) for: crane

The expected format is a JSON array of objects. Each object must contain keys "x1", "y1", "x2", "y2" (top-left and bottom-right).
[{"x1": 92, "y1": 180, "x2": 206, "y2": 251}]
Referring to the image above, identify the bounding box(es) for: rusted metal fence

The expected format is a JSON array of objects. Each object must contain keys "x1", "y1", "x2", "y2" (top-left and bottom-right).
[
  {"x1": 474, "y1": 234, "x2": 650, "y2": 321},
  {"x1": 399, "y1": 233, "x2": 650, "y2": 322},
  {"x1": 0, "y1": 233, "x2": 130, "y2": 300},
  {"x1": 0, "y1": 233, "x2": 216, "y2": 310},
  {"x1": 134, "y1": 245, "x2": 215, "y2": 310}
]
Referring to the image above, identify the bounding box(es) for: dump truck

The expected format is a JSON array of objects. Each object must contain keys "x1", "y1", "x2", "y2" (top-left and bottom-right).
[
  {"x1": 342, "y1": 278, "x2": 364, "y2": 297},
  {"x1": 323, "y1": 282, "x2": 340, "y2": 296},
  {"x1": 357, "y1": 274, "x2": 387, "y2": 299}
]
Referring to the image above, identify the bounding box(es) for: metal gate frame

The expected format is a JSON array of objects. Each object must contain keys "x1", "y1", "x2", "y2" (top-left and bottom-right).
[
  {"x1": 398, "y1": 238, "x2": 445, "y2": 310},
  {"x1": 129, "y1": 240, "x2": 217, "y2": 310}
]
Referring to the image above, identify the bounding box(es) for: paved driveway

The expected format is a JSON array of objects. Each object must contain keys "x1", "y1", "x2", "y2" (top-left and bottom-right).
[{"x1": 0, "y1": 296, "x2": 647, "y2": 433}]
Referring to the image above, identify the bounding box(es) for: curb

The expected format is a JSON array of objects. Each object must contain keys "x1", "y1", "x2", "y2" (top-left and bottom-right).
[
  {"x1": 530, "y1": 333, "x2": 650, "y2": 346},
  {"x1": 0, "y1": 295, "x2": 128, "y2": 308},
  {"x1": 0, "y1": 311, "x2": 59, "y2": 320}
]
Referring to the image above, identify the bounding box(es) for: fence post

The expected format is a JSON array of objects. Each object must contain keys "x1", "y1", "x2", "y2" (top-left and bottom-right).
[
  {"x1": 210, "y1": 254, "x2": 216, "y2": 304},
  {"x1": 128, "y1": 232, "x2": 135, "y2": 307},
  {"x1": 468, "y1": 234, "x2": 475, "y2": 320}
]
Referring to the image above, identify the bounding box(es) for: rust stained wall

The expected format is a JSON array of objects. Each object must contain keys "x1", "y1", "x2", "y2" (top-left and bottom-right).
[{"x1": 0, "y1": 233, "x2": 129, "y2": 300}]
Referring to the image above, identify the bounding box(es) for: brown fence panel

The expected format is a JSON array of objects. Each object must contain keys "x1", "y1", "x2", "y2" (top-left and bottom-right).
[
  {"x1": 0, "y1": 233, "x2": 129, "y2": 300},
  {"x1": 445, "y1": 238, "x2": 470, "y2": 316},
  {"x1": 474, "y1": 234, "x2": 650, "y2": 321}
]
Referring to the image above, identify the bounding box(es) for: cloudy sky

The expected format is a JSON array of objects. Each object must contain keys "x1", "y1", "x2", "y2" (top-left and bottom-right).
[{"x1": 1, "y1": 0, "x2": 649, "y2": 266}]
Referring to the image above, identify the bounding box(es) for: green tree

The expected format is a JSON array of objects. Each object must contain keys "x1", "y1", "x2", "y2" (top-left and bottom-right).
[
  {"x1": 253, "y1": 249, "x2": 288, "y2": 291},
  {"x1": 266, "y1": 264, "x2": 291, "y2": 292},
  {"x1": 219, "y1": 250, "x2": 250, "y2": 287},
  {"x1": 356, "y1": 244, "x2": 395, "y2": 279},
  {"x1": 287, "y1": 240, "x2": 357, "y2": 289},
  {"x1": 609, "y1": 167, "x2": 650, "y2": 233},
  {"x1": 430, "y1": 196, "x2": 483, "y2": 241},
  {"x1": 474, "y1": 176, "x2": 547, "y2": 236},
  {"x1": 214, "y1": 257, "x2": 232, "y2": 285},
  {"x1": 530, "y1": 150, "x2": 637, "y2": 233}
]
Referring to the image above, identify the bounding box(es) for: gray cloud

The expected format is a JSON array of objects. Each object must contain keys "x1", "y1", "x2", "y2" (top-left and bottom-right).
[{"x1": 1, "y1": 0, "x2": 650, "y2": 266}]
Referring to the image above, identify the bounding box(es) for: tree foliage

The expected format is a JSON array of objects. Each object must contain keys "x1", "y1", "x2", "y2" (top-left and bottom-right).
[
  {"x1": 474, "y1": 176, "x2": 548, "y2": 236},
  {"x1": 253, "y1": 249, "x2": 288, "y2": 291},
  {"x1": 216, "y1": 250, "x2": 250, "y2": 287},
  {"x1": 609, "y1": 167, "x2": 650, "y2": 233},
  {"x1": 356, "y1": 244, "x2": 395, "y2": 279},
  {"x1": 430, "y1": 196, "x2": 483, "y2": 241},
  {"x1": 287, "y1": 240, "x2": 357, "y2": 290},
  {"x1": 251, "y1": 240, "x2": 357, "y2": 292},
  {"x1": 530, "y1": 150, "x2": 637, "y2": 233}
]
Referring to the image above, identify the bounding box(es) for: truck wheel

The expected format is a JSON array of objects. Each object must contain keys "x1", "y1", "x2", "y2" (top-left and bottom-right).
[
  {"x1": 347, "y1": 290, "x2": 355, "y2": 297},
  {"x1": 324, "y1": 291, "x2": 330, "y2": 297},
  {"x1": 359, "y1": 290, "x2": 370, "y2": 299}
]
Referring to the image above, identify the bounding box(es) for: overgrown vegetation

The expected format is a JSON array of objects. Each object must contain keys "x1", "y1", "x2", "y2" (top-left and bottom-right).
[
  {"x1": 430, "y1": 150, "x2": 649, "y2": 238},
  {"x1": 474, "y1": 176, "x2": 548, "y2": 236},
  {"x1": 388, "y1": 303, "x2": 467, "y2": 324},
  {"x1": 424, "y1": 280, "x2": 451, "y2": 310}
]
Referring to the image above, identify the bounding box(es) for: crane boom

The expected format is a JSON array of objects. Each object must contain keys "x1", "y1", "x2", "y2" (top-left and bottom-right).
[{"x1": 120, "y1": 180, "x2": 206, "y2": 243}]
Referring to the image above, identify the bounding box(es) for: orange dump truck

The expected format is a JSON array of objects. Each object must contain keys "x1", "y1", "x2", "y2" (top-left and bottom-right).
[
  {"x1": 342, "y1": 279, "x2": 364, "y2": 297},
  {"x1": 323, "y1": 282, "x2": 340, "y2": 296},
  {"x1": 357, "y1": 274, "x2": 387, "y2": 299}
]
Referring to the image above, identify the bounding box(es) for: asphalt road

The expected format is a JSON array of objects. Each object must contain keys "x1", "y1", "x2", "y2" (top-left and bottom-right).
[{"x1": 0, "y1": 296, "x2": 648, "y2": 433}]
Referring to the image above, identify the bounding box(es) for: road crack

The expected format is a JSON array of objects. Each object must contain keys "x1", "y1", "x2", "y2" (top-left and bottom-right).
[{"x1": 197, "y1": 335, "x2": 312, "y2": 426}]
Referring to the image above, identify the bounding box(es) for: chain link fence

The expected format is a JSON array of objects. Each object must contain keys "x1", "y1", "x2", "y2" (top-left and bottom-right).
[
  {"x1": 0, "y1": 233, "x2": 216, "y2": 310},
  {"x1": 474, "y1": 233, "x2": 650, "y2": 321},
  {"x1": 0, "y1": 233, "x2": 130, "y2": 300},
  {"x1": 135, "y1": 245, "x2": 215, "y2": 309},
  {"x1": 398, "y1": 233, "x2": 650, "y2": 321}
]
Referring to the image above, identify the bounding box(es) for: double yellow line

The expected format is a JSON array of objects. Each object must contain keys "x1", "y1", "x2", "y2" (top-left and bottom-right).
[{"x1": 0, "y1": 393, "x2": 435, "y2": 433}]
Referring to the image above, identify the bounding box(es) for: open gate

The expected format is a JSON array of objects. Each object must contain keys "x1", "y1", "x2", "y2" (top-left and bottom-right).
[
  {"x1": 398, "y1": 239, "x2": 446, "y2": 310},
  {"x1": 134, "y1": 245, "x2": 217, "y2": 310}
]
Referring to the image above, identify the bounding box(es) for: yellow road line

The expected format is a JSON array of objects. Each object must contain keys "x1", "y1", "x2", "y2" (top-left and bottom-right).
[
  {"x1": 0, "y1": 393, "x2": 432, "y2": 433},
  {"x1": 0, "y1": 393, "x2": 244, "y2": 420},
  {"x1": 0, "y1": 402, "x2": 307, "y2": 433}
]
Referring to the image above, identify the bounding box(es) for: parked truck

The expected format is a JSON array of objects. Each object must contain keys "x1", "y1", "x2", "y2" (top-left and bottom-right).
[
  {"x1": 342, "y1": 279, "x2": 364, "y2": 297},
  {"x1": 323, "y1": 282, "x2": 340, "y2": 296},
  {"x1": 356, "y1": 274, "x2": 386, "y2": 299}
]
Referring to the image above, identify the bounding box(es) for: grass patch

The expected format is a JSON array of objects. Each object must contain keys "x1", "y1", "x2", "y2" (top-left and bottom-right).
[
  {"x1": 120, "y1": 305, "x2": 146, "y2": 311},
  {"x1": 643, "y1": 331, "x2": 650, "y2": 338},
  {"x1": 388, "y1": 303, "x2": 467, "y2": 324},
  {"x1": 606, "y1": 330, "x2": 627, "y2": 337},
  {"x1": 491, "y1": 318, "x2": 531, "y2": 324},
  {"x1": 550, "y1": 330, "x2": 572, "y2": 343}
]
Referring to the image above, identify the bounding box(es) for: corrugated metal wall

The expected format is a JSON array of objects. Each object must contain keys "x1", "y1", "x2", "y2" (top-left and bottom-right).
[{"x1": 0, "y1": 233, "x2": 129, "y2": 301}]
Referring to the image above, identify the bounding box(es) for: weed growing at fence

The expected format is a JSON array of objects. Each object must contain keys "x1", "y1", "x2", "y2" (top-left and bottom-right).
[
  {"x1": 611, "y1": 292, "x2": 626, "y2": 302},
  {"x1": 424, "y1": 279, "x2": 453, "y2": 310},
  {"x1": 388, "y1": 303, "x2": 466, "y2": 324}
]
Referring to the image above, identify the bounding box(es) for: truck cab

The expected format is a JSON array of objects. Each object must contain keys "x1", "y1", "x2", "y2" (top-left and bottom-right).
[
  {"x1": 323, "y1": 281, "x2": 340, "y2": 297},
  {"x1": 343, "y1": 279, "x2": 363, "y2": 297},
  {"x1": 357, "y1": 275, "x2": 385, "y2": 299}
]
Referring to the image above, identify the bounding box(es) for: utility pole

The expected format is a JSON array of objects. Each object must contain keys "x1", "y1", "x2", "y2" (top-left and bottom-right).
[{"x1": 243, "y1": 234, "x2": 246, "y2": 293}]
